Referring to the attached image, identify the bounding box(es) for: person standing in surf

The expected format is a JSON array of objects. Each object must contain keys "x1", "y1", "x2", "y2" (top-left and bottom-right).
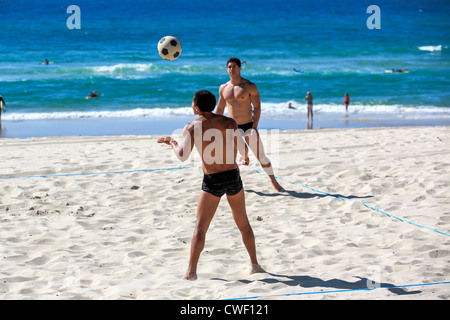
[{"x1": 344, "y1": 92, "x2": 350, "y2": 115}]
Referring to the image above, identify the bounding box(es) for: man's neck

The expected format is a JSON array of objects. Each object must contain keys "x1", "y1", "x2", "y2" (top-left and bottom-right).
[
  {"x1": 199, "y1": 111, "x2": 214, "y2": 119},
  {"x1": 229, "y1": 75, "x2": 243, "y2": 85}
]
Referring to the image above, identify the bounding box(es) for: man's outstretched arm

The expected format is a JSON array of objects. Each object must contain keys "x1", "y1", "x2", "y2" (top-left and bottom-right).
[{"x1": 157, "y1": 124, "x2": 194, "y2": 162}]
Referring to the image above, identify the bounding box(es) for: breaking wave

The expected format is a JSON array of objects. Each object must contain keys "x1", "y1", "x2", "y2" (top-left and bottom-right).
[{"x1": 4, "y1": 103, "x2": 450, "y2": 121}]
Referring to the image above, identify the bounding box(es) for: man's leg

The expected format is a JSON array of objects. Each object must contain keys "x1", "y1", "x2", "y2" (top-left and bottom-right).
[
  {"x1": 226, "y1": 189, "x2": 264, "y2": 274},
  {"x1": 184, "y1": 191, "x2": 221, "y2": 281},
  {"x1": 246, "y1": 131, "x2": 283, "y2": 191}
]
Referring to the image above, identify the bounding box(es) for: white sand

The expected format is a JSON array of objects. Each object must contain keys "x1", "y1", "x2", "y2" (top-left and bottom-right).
[{"x1": 0, "y1": 126, "x2": 449, "y2": 300}]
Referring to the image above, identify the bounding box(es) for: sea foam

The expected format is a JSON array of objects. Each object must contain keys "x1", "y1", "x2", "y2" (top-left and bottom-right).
[
  {"x1": 418, "y1": 45, "x2": 443, "y2": 52},
  {"x1": 3, "y1": 103, "x2": 450, "y2": 121}
]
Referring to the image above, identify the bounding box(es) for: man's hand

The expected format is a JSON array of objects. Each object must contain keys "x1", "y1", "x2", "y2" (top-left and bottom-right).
[
  {"x1": 239, "y1": 155, "x2": 250, "y2": 166},
  {"x1": 157, "y1": 136, "x2": 173, "y2": 145}
]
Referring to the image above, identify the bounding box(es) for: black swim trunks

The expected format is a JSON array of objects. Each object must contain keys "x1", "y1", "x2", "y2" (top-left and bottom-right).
[
  {"x1": 237, "y1": 122, "x2": 253, "y2": 136},
  {"x1": 202, "y1": 169, "x2": 243, "y2": 197}
]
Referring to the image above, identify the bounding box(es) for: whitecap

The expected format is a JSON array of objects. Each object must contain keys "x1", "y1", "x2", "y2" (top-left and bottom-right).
[
  {"x1": 90, "y1": 63, "x2": 153, "y2": 73},
  {"x1": 418, "y1": 45, "x2": 442, "y2": 52},
  {"x1": 3, "y1": 104, "x2": 450, "y2": 121}
]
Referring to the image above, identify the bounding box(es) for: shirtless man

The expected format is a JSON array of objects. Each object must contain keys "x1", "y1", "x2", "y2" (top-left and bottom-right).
[
  {"x1": 305, "y1": 91, "x2": 313, "y2": 129},
  {"x1": 0, "y1": 96, "x2": 6, "y2": 122},
  {"x1": 157, "y1": 90, "x2": 264, "y2": 280},
  {"x1": 216, "y1": 57, "x2": 283, "y2": 191}
]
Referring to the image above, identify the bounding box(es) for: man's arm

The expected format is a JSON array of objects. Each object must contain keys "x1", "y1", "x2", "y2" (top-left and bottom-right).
[
  {"x1": 216, "y1": 84, "x2": 226, "y2": 115},
  {"x1": 249, "y1": 83, "x2": 261, "y2": 129},
  {"x1": 157, "y1": 124, "x2": 194, "y2": 162}
]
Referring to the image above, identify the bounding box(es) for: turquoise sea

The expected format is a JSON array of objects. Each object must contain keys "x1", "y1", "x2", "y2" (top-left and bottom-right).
[{"x1": 1, "y1": 0, "x2": 449, "y2": 137}]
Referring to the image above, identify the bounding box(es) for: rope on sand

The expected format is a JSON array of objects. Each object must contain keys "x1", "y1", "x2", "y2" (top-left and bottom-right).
[{"x1": 0, "y1": 166, "x2": 190, "y2": 180}]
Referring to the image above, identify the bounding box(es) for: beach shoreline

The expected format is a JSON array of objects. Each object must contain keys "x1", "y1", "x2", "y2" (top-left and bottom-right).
[
  {"x1": 1, "y1": 126, "x2": 449, "y2": 300},
  {"x1": 1, "y1": 112, "x2": 449, "y2": 139}
]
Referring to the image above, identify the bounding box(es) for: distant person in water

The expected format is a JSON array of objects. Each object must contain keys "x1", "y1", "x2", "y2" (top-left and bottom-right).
[
  {"x1": 388, "y1": 68, "x2": 409, "y2": 73},
  {"x1": 87, "y1": 91, "x2": 100, "y2": 99}
]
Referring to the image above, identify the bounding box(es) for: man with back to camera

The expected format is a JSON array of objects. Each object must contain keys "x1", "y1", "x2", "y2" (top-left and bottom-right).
[
  {"x1": 157, "y1": 90, "x2": 265, "y2": 280},
  {"x1": 216, "y1": 57, "x2": 284, "y2": 192}
]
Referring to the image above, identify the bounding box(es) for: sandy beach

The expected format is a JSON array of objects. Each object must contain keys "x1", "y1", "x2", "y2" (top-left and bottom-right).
[{"x1": 0, "y1": 126, "x2": 449, "y2": 300}]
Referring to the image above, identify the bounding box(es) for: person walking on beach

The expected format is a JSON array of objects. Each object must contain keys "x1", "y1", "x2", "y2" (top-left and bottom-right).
[
  {"x1": 344, "y1": 92, "x2": 350, "y2": 114},
  {"x1": 305, "y1": 91, "x2": 313, "y2": 129},
  {"x1": 216, "y1": 57, "x2": 283, "y2": 192},
  {"x1": 157, "y1": 90, "x2": 264, "y2": 281}
]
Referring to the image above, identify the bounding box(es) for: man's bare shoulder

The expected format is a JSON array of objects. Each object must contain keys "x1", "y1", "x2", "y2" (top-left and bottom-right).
[
  {"x1": 219, "y1": 81, "x2": 232, "y2": 90},
  {"x1": 214, "y1": 114, "x2": 238, "y2": 129},
  {"x1": 242, "y1": 78, "x2": 257, "y2": 89},
  {"x1": 224, "y1": 115, "x2": 239, "y2": 129},
  {"x1": 183, "y1": 120, "x2": 196, "y2": 133}
]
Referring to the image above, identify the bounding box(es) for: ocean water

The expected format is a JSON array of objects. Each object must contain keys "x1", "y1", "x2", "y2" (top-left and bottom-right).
[{"x1": 1, "y1": 0, "x2": 450, "y2": 127}]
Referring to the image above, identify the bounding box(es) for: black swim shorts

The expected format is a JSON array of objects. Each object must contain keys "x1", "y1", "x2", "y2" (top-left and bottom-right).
[
  {"x1": 202, "y1": 169, "x2": 243, "y2": 197},
  {"x1": 237, "y1": 122, "x2": 253, "y2": 136}
]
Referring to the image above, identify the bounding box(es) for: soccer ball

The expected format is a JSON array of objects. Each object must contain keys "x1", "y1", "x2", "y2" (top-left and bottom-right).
[{"x1": 157, "y1": 36, "x2": 182, "y2": 61}]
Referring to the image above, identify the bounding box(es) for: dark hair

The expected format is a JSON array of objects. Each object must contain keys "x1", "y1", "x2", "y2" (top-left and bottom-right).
[
  {"x1": 193, "y1": 90, "x2": 216, "y2": 112},
  {"x1": 227, "y1": 57, "x2": 241, "y2": 68}
]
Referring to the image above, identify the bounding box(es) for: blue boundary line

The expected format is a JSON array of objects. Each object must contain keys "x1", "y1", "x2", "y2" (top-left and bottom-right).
[
  {"x1": 253, "y1": 169, "x2": 450, "y2": 238},
  {"x1": 226, "y1": 280, "x2": 450, "y2": 300},
  {"x1": 0, "y1": 166, "x2": 190, "y2": 179}
]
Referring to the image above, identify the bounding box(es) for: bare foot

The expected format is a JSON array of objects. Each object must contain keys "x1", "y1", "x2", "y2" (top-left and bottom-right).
[
  {"x1": 249, "y1": 264, "x2": 266, "y2": 275},
  {"x1": 183, "y1": 272, "x2": 198, "y2": 281},
  {"x1": 271, "y1": 178, "x2": 285, "y2": 192}
]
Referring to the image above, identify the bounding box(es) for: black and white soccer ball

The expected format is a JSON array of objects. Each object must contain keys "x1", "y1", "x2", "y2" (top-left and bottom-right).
[{"x1": 157, "y1": 36, "x2": 182, "y2": 61}]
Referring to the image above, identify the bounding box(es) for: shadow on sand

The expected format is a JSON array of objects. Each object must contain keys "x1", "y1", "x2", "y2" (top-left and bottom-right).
[
  {"x1": 246, "y1": 188, "x2": 373, "y2": 200},
  {"x1": 213, "y1": 273, "x2": 421, "y2": 298}
]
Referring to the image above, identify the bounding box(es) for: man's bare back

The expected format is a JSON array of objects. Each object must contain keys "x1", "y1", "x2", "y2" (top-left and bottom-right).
[
  {"x1": 189, "y1": 113, "x2": 244, "y2": 174},
  {"x1": 157, "y1": 90, "x2": 263, "y2": 281}
]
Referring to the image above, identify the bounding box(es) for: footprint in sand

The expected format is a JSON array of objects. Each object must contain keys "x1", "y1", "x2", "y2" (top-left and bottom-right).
[
  {"x1": 429, "y1": 250, "x2": 450, "y2": 258},
  {"x1": 412, "y1": 195, "x2": 426, "y2": 202}
]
